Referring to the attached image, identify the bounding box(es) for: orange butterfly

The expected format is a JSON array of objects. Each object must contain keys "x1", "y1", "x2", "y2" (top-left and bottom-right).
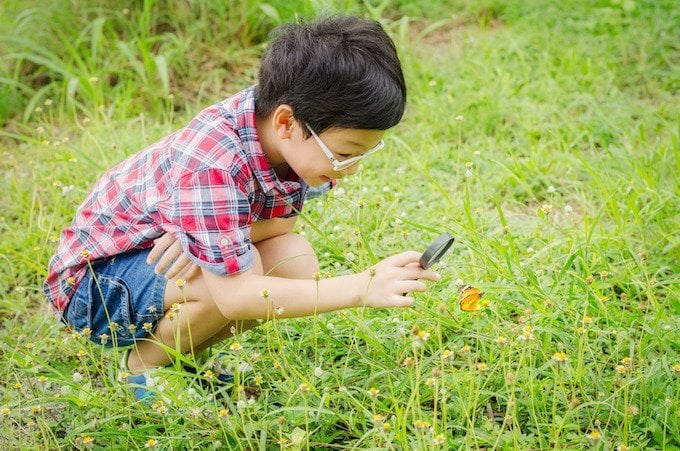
[{"x1": 459, "y1": 285, "x2": 484, "y2": 312}]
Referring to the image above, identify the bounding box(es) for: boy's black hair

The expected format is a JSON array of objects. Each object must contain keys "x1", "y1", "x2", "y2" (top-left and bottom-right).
[{"x1": 255, "y1": 15, "x2": 406, "y2": 135}]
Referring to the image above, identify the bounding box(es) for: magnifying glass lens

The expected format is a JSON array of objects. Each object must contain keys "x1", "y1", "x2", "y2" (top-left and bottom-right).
[
  {"x1": 419, "y1": 232, "x2": 455, "y2": 268},
  {"x1": 431, "y1": 245, "x2": 448, "y2": 262}
]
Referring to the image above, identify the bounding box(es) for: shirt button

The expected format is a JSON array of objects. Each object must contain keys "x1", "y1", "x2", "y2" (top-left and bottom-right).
[{"x1": 219, "y1": 237, "x2": 229, "y2": 246}]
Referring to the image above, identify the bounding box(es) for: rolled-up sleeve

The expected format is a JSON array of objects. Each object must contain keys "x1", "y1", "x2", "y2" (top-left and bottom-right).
[
  {"x1": 303, "y1": 181, "x2": 334, "y2": 200},
  {"x1": 158, "y1": 169, "x2": 253, "y2": 275}
]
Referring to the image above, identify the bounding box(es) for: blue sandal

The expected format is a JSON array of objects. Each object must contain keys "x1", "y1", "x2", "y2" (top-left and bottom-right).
[
  {"x1": 182, "y1": 352, "x2": 234, "y2": 384},
  {"x1": 119, "y1": 349, "x2": 157, "y2": 400},
  {"x1": 120, "y1": 350, "x2": 234, "y2": 400}
]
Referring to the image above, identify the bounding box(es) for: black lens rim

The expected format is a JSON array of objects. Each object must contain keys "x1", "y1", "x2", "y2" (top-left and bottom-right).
[{"x1": 419, "y1": 232, "x2": 455, "y2": 268}]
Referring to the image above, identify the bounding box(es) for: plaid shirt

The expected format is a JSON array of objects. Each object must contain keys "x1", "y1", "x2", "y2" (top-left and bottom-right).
[{"x1": 44, "y1": 86, "x2": 330, "y2": 312}]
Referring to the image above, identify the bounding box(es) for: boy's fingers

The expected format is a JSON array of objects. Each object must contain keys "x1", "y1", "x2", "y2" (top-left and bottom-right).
[
  {"x1": 164, "y1": 256, "x2": 191, "y2": 280},
  {"x1": 400, "y1": 266, "x2": 441, "y2": 282},
  {"x1": 164, "y1": 259, "x2": 184, "y2": 279},
  {"x1": 385, "y1": 251, "x2": 422, "y2": 267},
  {"x1": 391, "y1": 294, "x2": 414, "y2": 307},
  {"x1": 154, "y1": 240, "x2": 183, "y2": 275},
  {"x1": 420, "y1": 269, "x2": 442, "y2": 282},
  {"x1": 398, "y1": 280, "x2": 427, "y2": 294},
  {"x1": 175, "y1": 261, "x2": 193, "y2": 279},
  {"x1": 179, "y1": 263, "x2": 201, "y2": 280},
  {"x1": 396, "y1": 269, "x2": 439, "y2": 298},
  {"x1": 147, "y1": 233, "x2": 174, "y2": 264},
  {"x1": 169, "y1": 258, "x2": 195, "y2": 281}
]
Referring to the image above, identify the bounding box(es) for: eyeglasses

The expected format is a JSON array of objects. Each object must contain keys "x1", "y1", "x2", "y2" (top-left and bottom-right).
[{"x1": 306, "y1": 124, "x2": 385, "y2": 171}]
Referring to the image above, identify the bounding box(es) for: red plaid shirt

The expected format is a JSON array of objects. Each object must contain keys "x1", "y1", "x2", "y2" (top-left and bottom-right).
[{"x1": 44, "y1": 87, "x2": 330, "y2": 312}]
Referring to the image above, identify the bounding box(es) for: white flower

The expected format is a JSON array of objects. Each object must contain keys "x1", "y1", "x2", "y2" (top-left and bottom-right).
[
  {"x1": 565, "y1": 205, "x2": 573, "y2": 213},
  {"x1": 547, "y1": 185, "x2": 556, "y2": 194},
  {"x1": 314, "y1": 367, "x2": 324, "y2": 377},
  {"x1": 61, "y1": 185, "x2": 75, "y2": 196},
  {"x1": 72, "y1": 372, "x2": 83, "y2": 383},
  {"x1": 326, "y1": 322, "x2": 335, "y2": 330},
  {"x1": 238, "y1": 363, "x2": 252, "y2": 373},
  {"x1": 335, "y1": 187, "x2": 346, "y2": 197},
  {"x1": 237, "y1": 400, "x2": 247, "y2": 409},
  {"x1": 345, "y1": 252, "x2": 355, "y2": 262}
]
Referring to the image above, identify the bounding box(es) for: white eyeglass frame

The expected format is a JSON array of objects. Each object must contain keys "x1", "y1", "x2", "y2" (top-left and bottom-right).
[{"x1": 306, "y1": 124, "x2": 385, "y2": 171}]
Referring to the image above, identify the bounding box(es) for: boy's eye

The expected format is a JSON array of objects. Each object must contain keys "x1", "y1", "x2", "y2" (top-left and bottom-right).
[{"x1": 336, "y1": 153, "x2": 353, "y2": 159}]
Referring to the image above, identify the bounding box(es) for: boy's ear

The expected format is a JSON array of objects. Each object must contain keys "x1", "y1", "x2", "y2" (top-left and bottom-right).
[{"x1": 271, "y1": 104, "x2": 296, "y2": 139}]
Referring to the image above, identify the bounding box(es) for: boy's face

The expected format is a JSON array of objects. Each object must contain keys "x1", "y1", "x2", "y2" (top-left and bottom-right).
[{"x1": 282, "y1": 123, "x2": 386, "y2": 187}]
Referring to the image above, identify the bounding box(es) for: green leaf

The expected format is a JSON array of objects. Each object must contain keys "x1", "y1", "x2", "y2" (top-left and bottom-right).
[
  {"x1": 290, "y1": 427, "x2": 306, "y2": 445},
  {"x1": 259, "y1": 4, "x2": 281, "y2": 24}
]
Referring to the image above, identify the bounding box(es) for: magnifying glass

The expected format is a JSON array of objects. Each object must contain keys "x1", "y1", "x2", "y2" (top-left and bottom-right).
[{"x1": 419, "y1": 232, "x2": 455, "y2": 268}]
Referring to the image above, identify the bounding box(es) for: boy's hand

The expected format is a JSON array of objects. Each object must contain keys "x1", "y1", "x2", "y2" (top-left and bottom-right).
[
  {"x1": 358, "y1": 251, "x2": 441, "y2": 308},
  {"x1": 147, "y1": 233, "x2": 198, "y2": 280}
]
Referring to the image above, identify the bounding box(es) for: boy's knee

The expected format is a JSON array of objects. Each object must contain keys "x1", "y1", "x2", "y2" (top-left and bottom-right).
[
  {"x1": 282, "y1": 232, "x2": 314, "y2": 250},
  {"x1": 255, "y1": 232, "x2": 319, "y2": 278},
  {"x1": 251, "y1": 245, "x2": 264, "y2": 275}
]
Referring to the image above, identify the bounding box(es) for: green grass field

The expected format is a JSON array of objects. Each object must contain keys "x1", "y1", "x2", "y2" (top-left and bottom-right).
[{"x1": 1, "y1": 0, "x2": 679, "y2": 448}]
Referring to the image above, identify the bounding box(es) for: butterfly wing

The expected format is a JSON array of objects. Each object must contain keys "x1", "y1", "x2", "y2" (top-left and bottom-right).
[{"x1": 459, "y1": 285, "x2": 483, "y2": 312}]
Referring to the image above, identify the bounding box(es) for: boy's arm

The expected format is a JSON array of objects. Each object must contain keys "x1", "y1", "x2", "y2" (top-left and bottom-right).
[
  {"x1": 250, "y1": 217, "x2": 297, "y2": 243},
  {"x1": 149, "y1": 217, "x2": 298, "y2": 279},
  {"x1": 202, "y1": 251, "x2": 440, "y2": 320}
]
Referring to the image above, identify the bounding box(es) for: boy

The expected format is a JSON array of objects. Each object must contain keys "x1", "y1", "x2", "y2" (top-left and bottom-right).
[{"x1": 44, "y1": 15, "x2": 440, "y2": 390}]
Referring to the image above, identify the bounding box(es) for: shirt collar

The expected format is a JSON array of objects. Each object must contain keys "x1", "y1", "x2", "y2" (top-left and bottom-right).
[{"x1": 233, "y1": 86, "x2": 303, "y2": 195}]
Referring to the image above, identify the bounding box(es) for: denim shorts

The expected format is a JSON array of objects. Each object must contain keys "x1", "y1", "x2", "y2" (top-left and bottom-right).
[{"x1": 63, "y1": 248, "x2": 166, "y2": 347}]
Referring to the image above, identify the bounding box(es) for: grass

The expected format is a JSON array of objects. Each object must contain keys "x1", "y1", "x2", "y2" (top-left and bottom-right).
[{"x1": 1, "y1": 0, "x2": 679, "y2": 448}]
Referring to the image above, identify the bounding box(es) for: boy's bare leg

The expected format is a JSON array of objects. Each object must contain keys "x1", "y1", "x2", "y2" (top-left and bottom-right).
[
  {"x1": 126, "y1": 233, "x2": 319, "y2": 372},
  {"x1": 188, "y1": 233, "x2": 319, "y2": 349}
]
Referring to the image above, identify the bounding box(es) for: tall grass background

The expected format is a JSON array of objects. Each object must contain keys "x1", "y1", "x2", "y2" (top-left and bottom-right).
[{"x1": 1, "y1": 0, "x2": 678, "y2": 448}]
